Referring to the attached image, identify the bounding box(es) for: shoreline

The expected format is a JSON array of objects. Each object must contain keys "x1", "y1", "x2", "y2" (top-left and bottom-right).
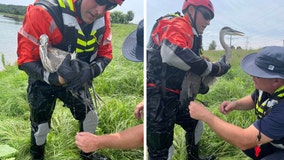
[{"x1": 1, "y1": 14, "x2": 23, "y2": 22}]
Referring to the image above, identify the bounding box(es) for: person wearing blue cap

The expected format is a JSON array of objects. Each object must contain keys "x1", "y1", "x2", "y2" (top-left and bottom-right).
[
  {"x1": 189, "y1": 46, "x2": 284, "y2": 159},
  {"x1": 75, "y1": 20, "x2": 144, "y2": 153},
  {"x1": 122, "y1": 19, "x2": 144, "y2": 62}
]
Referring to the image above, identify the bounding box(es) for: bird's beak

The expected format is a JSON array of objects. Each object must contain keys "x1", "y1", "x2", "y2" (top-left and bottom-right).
[{"x1": 228, "y1": 29, "x2": 244, "y2": 36}]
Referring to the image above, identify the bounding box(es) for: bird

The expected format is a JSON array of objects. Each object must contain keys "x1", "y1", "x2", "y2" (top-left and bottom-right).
[
  {"x1": 219, "y1": 26, "x2": 244, "y2": 64},
  {"x1": 202, "y1": 26, "x2": 244, "y2": 85},
  {"x1": 39, "y1": 34, "x2": 103, "y2": 111},
  {"x1": 39, "y1": 34, "x2": 71, "y2": 73},
  {"x1": 180, "y1": 27, "x2": 244, "y2": 107}
]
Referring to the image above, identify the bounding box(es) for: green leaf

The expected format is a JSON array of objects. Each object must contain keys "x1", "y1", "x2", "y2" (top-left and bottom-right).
[{"x1": 0, "y1": 145, "x2": 17, "y2": 158}]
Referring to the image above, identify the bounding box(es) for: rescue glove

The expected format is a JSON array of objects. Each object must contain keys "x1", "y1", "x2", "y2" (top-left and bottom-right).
[
  {"x1": 215, "y1": 55, "x2": 231, "y2": 77},
  {"x1": 57, "y1": 54, "x2": 80, "y2": 84},
  {"x1": 198, "y1": 82, "x2": 209, "y2": 94},
  {"x1": 46, "y1": 72, "x2": 61, "y2": 85},
  {"x1": 65, "y1": 59, "x2": 94, "y2": 90}
]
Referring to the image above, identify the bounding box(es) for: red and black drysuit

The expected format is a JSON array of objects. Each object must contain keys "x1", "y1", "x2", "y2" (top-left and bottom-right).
[
  {"x1": 147, "y1": 13, "x2": 223, "y2": 160},
  {"x1": 17, "y1": 0, "x2": 112, "y2": 158}
]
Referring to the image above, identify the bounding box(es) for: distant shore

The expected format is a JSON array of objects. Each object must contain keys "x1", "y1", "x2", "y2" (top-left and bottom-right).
[{"x1": 2, "y1": 14, "x2": 23, "y2": 21}]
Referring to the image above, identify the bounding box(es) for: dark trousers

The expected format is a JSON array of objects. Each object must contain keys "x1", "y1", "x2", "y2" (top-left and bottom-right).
[
  {"x1": 27, "y1": 78, "x2": 96, "y2": 158},
  {"x1": 147, "y1": 87, "x2": 201, "y2": 160}
]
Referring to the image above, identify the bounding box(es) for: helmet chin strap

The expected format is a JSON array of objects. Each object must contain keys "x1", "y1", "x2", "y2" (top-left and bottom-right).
[
  {"x1": 75, "y1": 0, "x2": 82, "y2": 20},
  {"x1": 187, "y1": 6, "x2": 199, "y2": 35}
]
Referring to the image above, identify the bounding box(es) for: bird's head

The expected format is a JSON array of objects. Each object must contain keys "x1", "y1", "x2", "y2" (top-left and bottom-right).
[{"x1": 220, "y1": 26, "x2": 244, "y2": 36}]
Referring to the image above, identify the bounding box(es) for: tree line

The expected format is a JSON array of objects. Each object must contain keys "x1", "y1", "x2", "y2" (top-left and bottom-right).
[
  {"x1": 208, "y1": 40, "x2": 243, "y2": 50},
  {"x1": 0, "y1": 3, "x2": 134, "y2": 24},
  {"x1": 0, "y1": 4, "x2": 26, "y2": 15}
]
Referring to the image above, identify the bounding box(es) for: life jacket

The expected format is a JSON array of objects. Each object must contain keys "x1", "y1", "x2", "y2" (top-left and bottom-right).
[
  {"x1": 35, "y1": 0, "x2": 106, "y2": 62},
  {"x1": 255, "y1": 86, "x2": 284, "y2": 149},
  {"x1": 147, "y1": 12, "x2": 203, "y2": 92}
]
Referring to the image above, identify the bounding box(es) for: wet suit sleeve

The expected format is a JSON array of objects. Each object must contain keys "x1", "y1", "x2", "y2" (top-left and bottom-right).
[
  {"x1": 17, "y1": 5, "x2": 62, "y2": 84},
  {"x1": 152, "y1": 16, "x2": 219, "y2": 76},
  {"x1": 90, "y1": 11, "x2": 112, "y2": 78}
]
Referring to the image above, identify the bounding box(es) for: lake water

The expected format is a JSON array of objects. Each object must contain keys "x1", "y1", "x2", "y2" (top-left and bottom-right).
[{"x1": 0, "y1": 15, "x2": 22, "y2": 71}]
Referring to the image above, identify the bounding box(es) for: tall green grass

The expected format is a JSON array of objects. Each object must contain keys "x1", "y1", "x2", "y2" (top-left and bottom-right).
[
  {"x1": 171, "y1": 49, "x2": 260, "y2": 160},
  {"x1": 0, "y1": 23, "x2": 143, "y2": 159}
]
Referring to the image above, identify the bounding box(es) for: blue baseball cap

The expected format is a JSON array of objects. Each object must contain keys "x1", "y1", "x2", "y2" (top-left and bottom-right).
[{"x1": 241, "y1": 46, "x2": 284, "y2": 79}]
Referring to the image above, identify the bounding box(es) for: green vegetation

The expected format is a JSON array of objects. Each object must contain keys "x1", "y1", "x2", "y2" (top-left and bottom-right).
[
  {"x1": 111, "y1": 11, "x2": 134, "y2": 24},
  {"x1": 1, "y1": 53, "x2": 5, "y2": 67},
  {"x1": 172, "y1": 49, "x2": 260, "y2": 160},
  {"x1": 0, "y1": 23, "x2": 143, "y2": 159},
  {"x1": 0, "y1": 4, "x2": 26, "y2": 15},
  {"x1": 0, "y1": 4, "x2": 26, "y2": 21}
]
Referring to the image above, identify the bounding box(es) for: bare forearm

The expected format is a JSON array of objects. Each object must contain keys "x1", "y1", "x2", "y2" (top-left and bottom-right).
[
  {"x1": 203, "y1": 113, "x2": 256, "y2": 150},
  {"x1": 234, "y1": 95, "x2": 255, "y2": 110},
  {"x1": 98, "y1": 124, "x2": 143, "y2": 150},
  {"x1": 190, "y1": 101, "x2": 265, "y2": 151}
]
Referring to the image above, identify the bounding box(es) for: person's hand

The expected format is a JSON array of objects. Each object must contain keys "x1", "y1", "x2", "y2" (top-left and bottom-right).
[
  {"x1": 66, "y1": 60, "x2": 94, "y2": 90},
  {"x1": 44, "y1": 71, "x2": 63, "y2": 86},
  {"x1": 57, "y1": 55, "x2": 94, "y2": 90},
  {"x1": 219, "y1": 101, "x2": 236, "y2": 115},
  {"x1": 57, "y1": 54, "x2": 80, "y2": 84},
  {"x1": 188, "y1": 101, "x2": 211, "y2": 120},
  {"x1": 58, "y1": 75, "x2": 65, "y2": 85},
  {"x1": 215, "y1": 55, "x2": 231, "y2": 77},
  {"x1": 134, "y1": 100, "x2": 144, "y2": 120},
  {"x1": 75, "y1": 132, "x2": 99, "y2": 153}
]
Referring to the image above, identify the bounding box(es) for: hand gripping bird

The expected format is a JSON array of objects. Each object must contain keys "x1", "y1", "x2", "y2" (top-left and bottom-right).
[
  {"x1": 180, "y1": 27, "x2": 244, "y2": 107},
  {"x1": 39, "y1": 34, "x2": 71, "y2": 73},
  {"x1": 39, "y1": 34, "x2": 104, "y2": 111}
]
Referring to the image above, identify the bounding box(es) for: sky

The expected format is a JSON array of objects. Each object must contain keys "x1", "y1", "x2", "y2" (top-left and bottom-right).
[
  {"x1": 147, "y1": 0, "x2": 284, "y2": 50},
  {"x1": 0, "y1": 0, "x2": 144, "y2": 24}
]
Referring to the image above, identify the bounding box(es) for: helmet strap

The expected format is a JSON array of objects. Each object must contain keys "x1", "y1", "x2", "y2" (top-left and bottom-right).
[
  {"x1": 186, "y1": 6, "x2": 199, "y2": 34},
  {"x1": 75, "y1": 0, "x2": 83, "y2": 21},
  {"x1": 193, "y1": 7, "x2": 198, "y2": 34}
]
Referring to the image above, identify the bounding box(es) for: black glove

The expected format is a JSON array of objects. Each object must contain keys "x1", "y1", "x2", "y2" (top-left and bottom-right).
[
  {"x1": 47, "y1": 72, "x2": 60, "y2": 85},
  {"x1": 57, "y1": 54, "x2": 80, "y2": 84},
  {"x1": 198, "y1": 82, "x2": 209, "y2": 94},
  {"x1": 65, "y1": 59, "x2": 94, "y2": 90},
  {"x1": 215, "y1": 55, "x2": 231, "y2": 77}
]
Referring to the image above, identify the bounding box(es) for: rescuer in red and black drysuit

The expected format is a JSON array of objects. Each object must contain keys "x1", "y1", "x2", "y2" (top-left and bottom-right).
[
  {"x1": 17, "y1": 0, "x2": 124, "y2": 159},
  {"x1": 146, "y1": 0, "x2": 231, "y2": 159}
]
